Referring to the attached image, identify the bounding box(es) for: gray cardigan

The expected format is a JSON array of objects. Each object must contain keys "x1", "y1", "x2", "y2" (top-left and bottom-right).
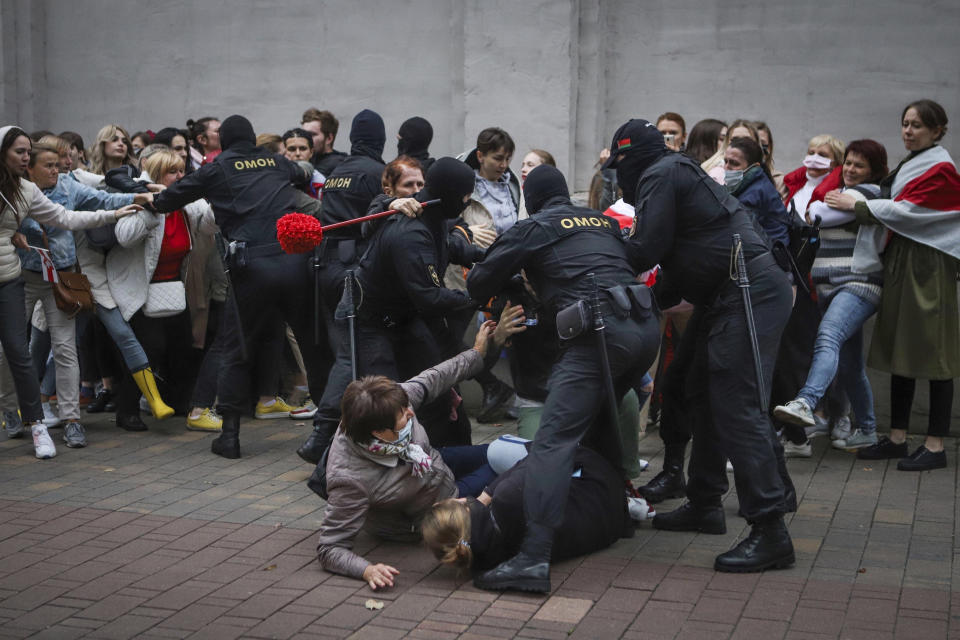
[{"x1": 316, "y1": 347, "x2": 483, "y2": 578}]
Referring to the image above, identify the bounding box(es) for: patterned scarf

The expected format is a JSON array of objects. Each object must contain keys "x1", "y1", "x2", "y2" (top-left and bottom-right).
[{"x1": 366, "y1": 427, "x2": 433, "y2": 478}]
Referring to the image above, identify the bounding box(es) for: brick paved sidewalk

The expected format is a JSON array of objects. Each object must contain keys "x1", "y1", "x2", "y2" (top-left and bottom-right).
[{"x1": 0, "y1": 410, "x2": 957, "y2": 639}]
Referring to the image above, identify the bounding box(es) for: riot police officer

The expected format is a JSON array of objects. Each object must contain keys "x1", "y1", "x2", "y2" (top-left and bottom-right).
[
  {"x1": 297, "y1": 110, "x2": 387, "y2": 463},
  {"x1": 466, "y1": 164, "x2": 660, "y2": 593},
  {"x1": 153, "y1": 114, "x2": 333, "y2": 459},
  {"x1": 302, "y1": 158, "x2": 482, "y2": 458},
  {"x1": 607, "y1": 119, "x2": 796, "y2": 572}
]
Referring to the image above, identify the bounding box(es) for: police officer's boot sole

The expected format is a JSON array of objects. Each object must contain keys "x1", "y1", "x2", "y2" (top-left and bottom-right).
[
  {"x1": 472, "y1": 552, "x2": 551, "y2": 593},
  {"x1": 638, "y1": 467, "x2": 686, "y2": 504},
  {"x1": 714, "y1": 518, "x2": 794, "y2": 573},
  {"x1": 652, "y1": 503, "x2": 726, "y2": 534}
]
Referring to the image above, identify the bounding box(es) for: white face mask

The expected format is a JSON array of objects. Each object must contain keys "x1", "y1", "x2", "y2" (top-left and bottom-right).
[
  {"x1": 395, "y1": 417, "x2": 413, "y2": 443},
  {"x1": 803, "y1": 154, "x2": 832, "y2": 170}
]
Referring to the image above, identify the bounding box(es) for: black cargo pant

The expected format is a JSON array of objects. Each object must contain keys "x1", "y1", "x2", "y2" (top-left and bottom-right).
[
  {"x1": 684, "y1": 255, "x2": 795, "y2": 521},
  {"x1": 521, "y1": 310, "x2": 660, "y2": 542},
  {"x1": 216, "y1": 248, "x2": 333, "y2": 418}
]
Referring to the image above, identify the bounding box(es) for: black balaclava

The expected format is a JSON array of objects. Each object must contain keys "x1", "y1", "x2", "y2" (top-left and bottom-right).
[
  {"x1": 522, "y1": 164, "x2": 570, "y2": 215},
  {"x1": 349, "y1": 109, "x2": 386, "y2": 162},
  {"x1": 604, "y1": 119, "x2": 669, "y2": 206},
  {"x1": 423, "y1": 157, "x2": 475, "y2": 219},
  {"x1": 397, "y1": 116, "x2": 433, "y2": 161},
  {"x1": 218, "y1": 114, "x2": 256, "y2": 151}
]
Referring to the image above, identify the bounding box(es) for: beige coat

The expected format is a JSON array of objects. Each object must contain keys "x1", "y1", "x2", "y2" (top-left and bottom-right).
[{"x1": 316, "y1": 348, "x2": 483, "y2": 578}]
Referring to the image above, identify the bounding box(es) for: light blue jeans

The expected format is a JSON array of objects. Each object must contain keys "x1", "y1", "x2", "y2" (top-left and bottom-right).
[
  {"x1": 95, "y1": 304, "x2": 150, "y2": 373},
  {"x1": 796, "y1": 290, "x2": 877, "y2": 434}
]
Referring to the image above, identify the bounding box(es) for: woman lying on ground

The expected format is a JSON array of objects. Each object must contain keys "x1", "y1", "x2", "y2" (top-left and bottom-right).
[{"x1": 316, "y1": 317, "x2": 523, "y2": 590}]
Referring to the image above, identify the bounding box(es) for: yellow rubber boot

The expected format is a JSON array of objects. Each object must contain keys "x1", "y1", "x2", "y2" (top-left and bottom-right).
[{"x1": 132, "y1": 368, "x2": 175, "y2": 420}]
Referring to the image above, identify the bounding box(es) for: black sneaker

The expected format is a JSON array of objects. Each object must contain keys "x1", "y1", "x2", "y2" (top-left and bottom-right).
[
  {"x1": 86, "y1": 389, "x2": 113, "y2": 414},
  {"x1": 856, "y1": 436, "x2": 908, "y2": 460},
  {"x1": 896, "y1": 446, "x2": 947, "y2": 471}
]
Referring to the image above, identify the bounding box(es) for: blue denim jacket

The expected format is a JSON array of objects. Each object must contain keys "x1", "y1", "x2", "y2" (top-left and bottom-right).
[{"x1": 17, "y1": 174, "x2": 133, "y2": 271}]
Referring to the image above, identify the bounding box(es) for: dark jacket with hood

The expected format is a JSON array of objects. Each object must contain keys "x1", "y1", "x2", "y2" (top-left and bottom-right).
[
  {"x1": 154, "y1": 114, "x2": 304, "y2": 245},
  {"x1": 319, "y1": 109, "x2": 386, "y2": 241},
  {"x1": 467, "y1": 165, "x2": 635, "y2": 315},
  {"x1": 355, "y1": 158, "x2": 477, "y2": 320}
]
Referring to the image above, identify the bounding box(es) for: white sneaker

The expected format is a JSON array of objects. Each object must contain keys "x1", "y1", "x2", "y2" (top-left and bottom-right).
[
  {"x1": 831, "y1": 416, "x2": 852, "y2": 441},
  {"x1": 637, "y1": 458, "x2": 650, "y2": 472},
  {"x1": 32, "y1": 424, "x2": 56, "y2": 459},
  {"x1": 627, "y1": 496, "x2": 656, "y2": 521},
  {"x1": 41, "y1": 402, "x2": 61, "y2": 428},
  {"x1": 773, "y1": 398, "x2": 814, "y2": 426},
  {"x1": 781, "y1": 437, "x2": 812, "y2": 458},
  {"x1": 139, "y1": 396, "x2": 150, "y2": 413},
  {"x1": 726, "y1": 460, "x2": 734, "y2": 472}
]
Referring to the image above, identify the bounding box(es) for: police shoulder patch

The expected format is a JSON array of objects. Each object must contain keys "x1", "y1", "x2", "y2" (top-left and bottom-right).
[{"x1": 428, "y1": 264, "x2": 441, "y2": 287}]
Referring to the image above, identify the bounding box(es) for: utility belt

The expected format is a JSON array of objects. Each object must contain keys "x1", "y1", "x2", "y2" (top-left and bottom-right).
[
  {"x1": 318, "y1": 237, "x2": 361, "y2": 266},
  {"x1": 715, "y1": 251, "x2": 781, "y2": 303},
  {"x1": 556, "y1": 283, "x2": 656, "y2": 341},
  {"x1": 224, "y1": 241, "x2": 283, "y2": 269}
]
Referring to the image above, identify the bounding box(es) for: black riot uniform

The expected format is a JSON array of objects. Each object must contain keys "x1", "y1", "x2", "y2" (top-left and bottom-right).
[
  {"x1": 302, "y1": 158, "x2": 482, "y2": 460},
  {"x1": 608, "y1": 119, "x2": 796, "y2": 573},
  {"x1": 315, "y1": 109, "x2": 387, "y2": 309},
  {"x1": 296, "y1": 110, "x2": 387, "y2": 463},
  {"x1": 153, "y1": 114, "x2": 333, "y2": 459},
  {"x1": 467, "y1": 165, "x2": 660, "y2": 593}
]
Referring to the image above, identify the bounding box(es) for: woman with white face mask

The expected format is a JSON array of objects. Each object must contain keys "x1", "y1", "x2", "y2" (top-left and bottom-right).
[
  {"x1": 315, "y1": 322, "x2": 521, "y2": 590},
  {"x1": 782, "y1": 134, "x2": 845, "y2": 217}
]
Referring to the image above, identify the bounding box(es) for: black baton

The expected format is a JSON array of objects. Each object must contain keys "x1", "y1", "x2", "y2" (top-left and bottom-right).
[
  {"x1": 590, "y1": 273, "x2": 624, "y2": 472},
  {"x1": 732, "y1": 234, "x2": 767, "y2": 413}
]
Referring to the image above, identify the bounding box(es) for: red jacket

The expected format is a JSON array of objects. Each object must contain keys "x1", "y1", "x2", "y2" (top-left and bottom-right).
[{"x1": 782, "y1": 166, "x2": 842, "y2": 212}]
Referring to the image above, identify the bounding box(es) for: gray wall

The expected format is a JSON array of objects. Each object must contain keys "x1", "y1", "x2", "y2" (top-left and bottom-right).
[{"x1": 2, "y1": 0, "x2": 958, "y2": 190}]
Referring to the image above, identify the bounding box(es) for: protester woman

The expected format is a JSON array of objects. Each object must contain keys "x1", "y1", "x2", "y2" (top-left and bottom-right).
[
  {"x1": 684, "y1": 118, "x2": 727, "y2": 165},
  {"x1": 106, "y1": 149, "x2": 216, "y2": 426},
  {"x1": 186, "y1": 117, "x2": 220, "y2": 168},
  {"x1": 773, "y1": 140, "x2": 888, "y2": 451},
  {"x1": 519, "y1": 149, "x2": 556, "y2": 185},
  {"x1": 820, "y1": 100, "x2": 960, "y2": 470},
  {"x1": 701, "y1": 119, "x2": 758, "y2": 182},
  {"x1": 782, "y1": 134, "x2": 845, "y2": 216},
  {"x1": 724, "y1": 137, "x2": 791, "y2": 248},
  {"x1": 317, "y1": 322, "x2": 520, "y2": 590},
  {"x1": 0, "y1": 126, "x2": 138, "y2": 458},
  {"x1": 86, "y1": 124, "x2": 139, "y2": 178},
  {"x1": 422, "y1": 445, "x2": 637, "y2": 575}
]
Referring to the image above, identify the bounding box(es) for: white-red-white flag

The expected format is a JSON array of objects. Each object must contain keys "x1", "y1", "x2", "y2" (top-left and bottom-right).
[{"x1": 30, "y1": 246, "x2": 59, "y2": 283}]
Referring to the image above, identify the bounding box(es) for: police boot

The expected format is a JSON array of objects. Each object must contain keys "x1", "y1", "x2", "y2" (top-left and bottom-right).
[
  {"x1": 473, "y1": 523, "x2": 552, "y2": 593},
  {"x1": 714, "y1": 515, "x2": 794, "y2": 573},
  {"x1": 297, "y1": 419, "x2": 336, "y2": 465},
  {"x1": 211, "y1": 413, "x2": 241, "y2": 459},
  {"x1": 653, "y1": 501, "x2": 726, "y2": 534},
  {"x1": 638, "y1": 444, "x2": 686, "y2": 503},
  {"x1": 477, "y1": 379, "x2": 514, "y2": 424}
]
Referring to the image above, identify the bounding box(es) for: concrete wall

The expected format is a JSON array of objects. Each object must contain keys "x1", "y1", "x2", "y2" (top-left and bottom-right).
[{"x1": 2, "y1": 0, "x2": 958, "y2": 190}]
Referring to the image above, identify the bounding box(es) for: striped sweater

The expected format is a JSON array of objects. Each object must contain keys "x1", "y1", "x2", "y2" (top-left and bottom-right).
[{"x1": 809, "y1": 185, "x2": 883, "y2": 306}]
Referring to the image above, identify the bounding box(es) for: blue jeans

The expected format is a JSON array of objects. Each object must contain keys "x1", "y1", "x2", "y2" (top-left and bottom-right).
[
  {"x1": 797, "y1": 290, "x2": 877, "y2": 434},
  {"x1": 95, "y1": 304, "x2": 150, "y2": 373},
  {"x1": 438, "y1": 444, "x2": 496, "y2": 498}
]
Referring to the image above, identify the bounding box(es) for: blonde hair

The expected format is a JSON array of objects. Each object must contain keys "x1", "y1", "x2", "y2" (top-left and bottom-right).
[
  {"x1": 37, "y1": 135, "x2": 70, "y2": 158},
  {"x1": 141, "y1": 148, "x2": 185, "y2": 183},
  {"x1": 807, "y1": 134, "x2": 845, "y2": 166},
  {"x1": 256, "y1": 133, "x2": 284, "y2": 154},
  {"x1": 421, "y1": 499, "x2": 472, "y2": 570},
  {"x1": 724, "y1": 119, "x2": 760, "y2": 147},
  {"x1": 88, "y1": 124, "x2": 138, "y2": 174}
]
